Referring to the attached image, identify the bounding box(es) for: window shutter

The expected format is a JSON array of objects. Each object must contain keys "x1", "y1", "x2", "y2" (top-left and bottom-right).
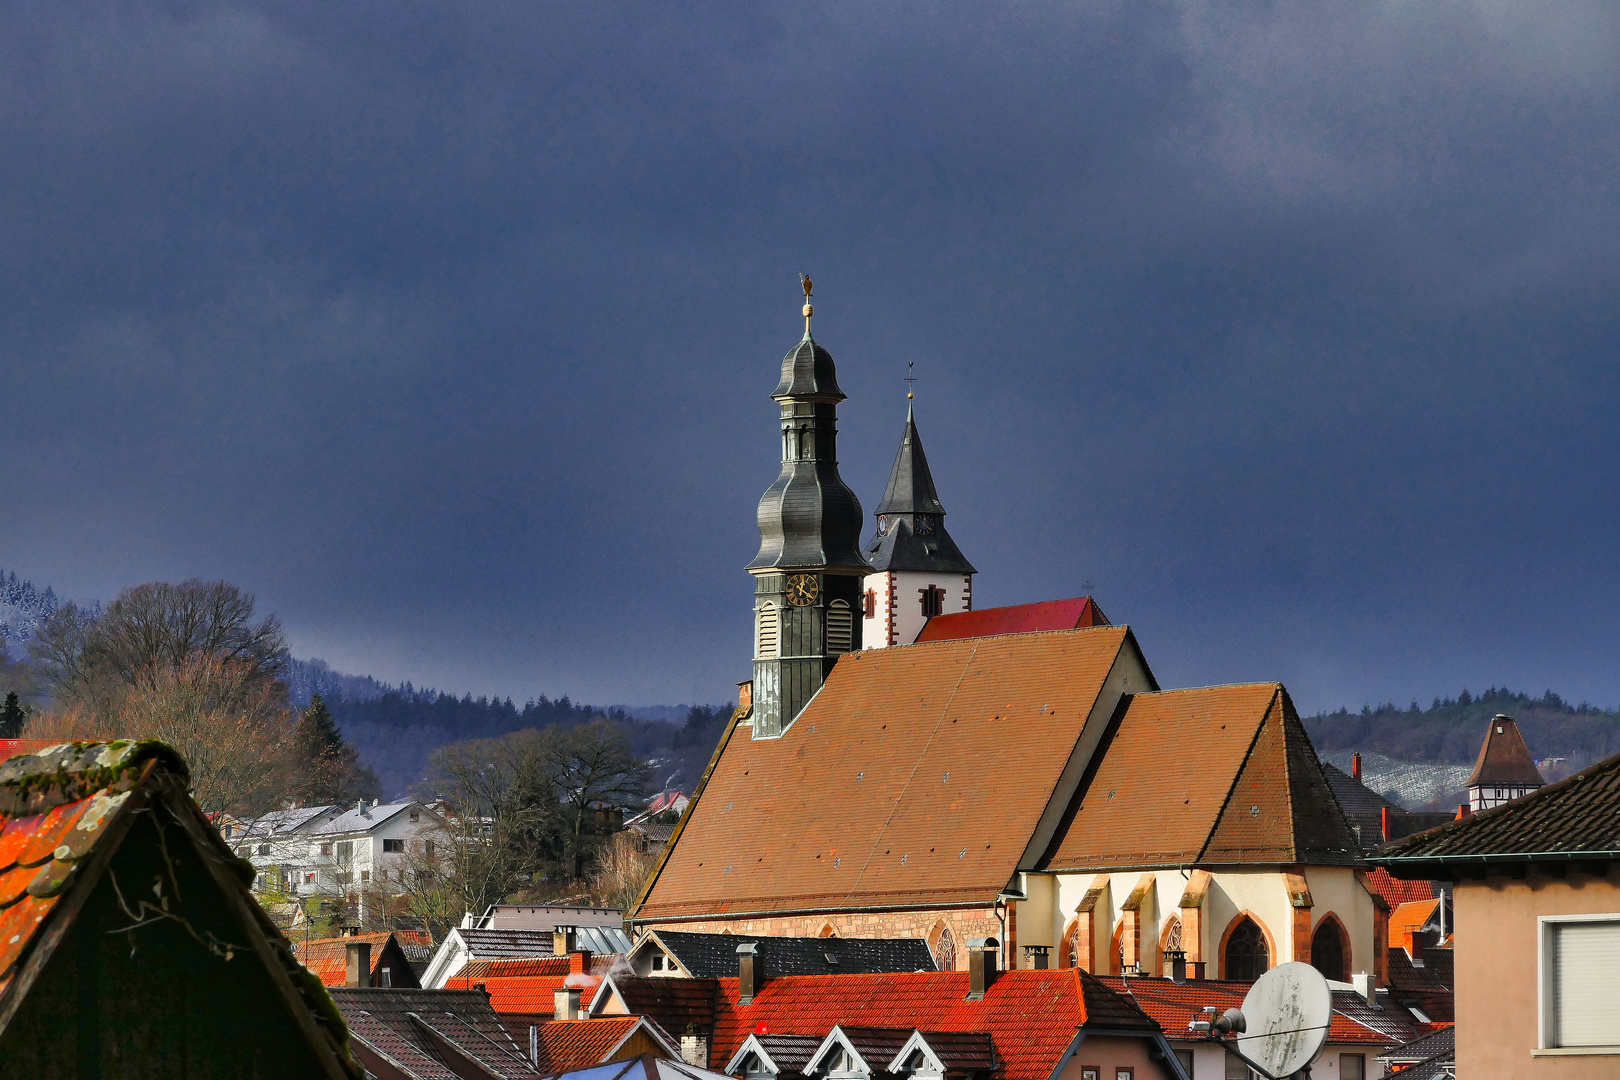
[
  {"x1": 756, "y1": 605, "x2": 779, "y2": 659},
  {"x1": 827, "y1": 600, "x2": 852, "y2": 654},
  {"x1": 1555, "y1": 920, "x2": 1620, "y2": 1046}
]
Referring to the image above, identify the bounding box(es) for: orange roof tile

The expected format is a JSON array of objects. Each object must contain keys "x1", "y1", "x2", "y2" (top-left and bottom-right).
[
  {"x1": 532, "y1": 1016, "x2": 649, "y2": 1072},
  {"x1": 636, "y1": 627, "x2": 1145, "y2": 920},
  {"x1": 1389, "y1": 899, "x2": 1440, "y2": 947},
  {"x1": 1364, "y1": 867, "x2": 1434, "y2": 907},
  {"x1": 293, "y1": 932, "x2": 420, "y2": 988},
  {"x1": 1041, "y1": 685, "x2": 1362, "y2": 871},
  {"x1": 707, "y1": 970, "x2": 1157, "y2": 1080},
  {"x1": 0, "y1": 740, "x2": 56, "y2": 763},
  {"x1": 446, "y1": 955, "x2": 604, "y2": 1015}
]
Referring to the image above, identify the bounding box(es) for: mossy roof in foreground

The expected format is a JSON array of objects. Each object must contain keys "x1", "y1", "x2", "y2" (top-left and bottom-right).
[{"x1": 0, "y1": 739, "x2": 361, "y2": 1077}]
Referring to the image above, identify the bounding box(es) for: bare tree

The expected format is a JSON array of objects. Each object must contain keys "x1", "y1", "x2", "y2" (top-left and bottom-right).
[
  {"x1": 589, "y1": 830, "x2": 663, "y2": 911},
  {"x1": 543, "y1": 720, "x2": 653, "y2": 881}
]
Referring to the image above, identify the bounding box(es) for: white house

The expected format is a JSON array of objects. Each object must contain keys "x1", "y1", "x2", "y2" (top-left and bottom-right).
[{"x1": 228, "y1": 799, "x2": 444, "y2": 906}]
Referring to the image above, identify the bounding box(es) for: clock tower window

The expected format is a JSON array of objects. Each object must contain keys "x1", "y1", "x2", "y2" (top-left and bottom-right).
[{"x1": 920, "y1": 585, "x2": 945, "y2": 618}]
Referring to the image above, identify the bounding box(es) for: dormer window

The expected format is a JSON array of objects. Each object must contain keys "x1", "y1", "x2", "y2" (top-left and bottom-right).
[{"x1": 743, "y1": 1054, "x2": 774, "y2": 1080}]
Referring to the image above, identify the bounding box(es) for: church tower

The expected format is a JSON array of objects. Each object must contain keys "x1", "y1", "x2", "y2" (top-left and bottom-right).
[
  {"x1": 861, "y1": 395, "x2": 976, "y2": 647},
  {"x1": 745, "y1": 280, "x2": 869, "y2": 738}
]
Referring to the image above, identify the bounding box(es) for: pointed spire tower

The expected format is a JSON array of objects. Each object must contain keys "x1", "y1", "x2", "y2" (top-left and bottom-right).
[
  {"x1": 745, "y1": 277, "x2": 869, "y2": 738},
  {"x1": 860, "y1": 382, "x2": 976, "y2": 648}
]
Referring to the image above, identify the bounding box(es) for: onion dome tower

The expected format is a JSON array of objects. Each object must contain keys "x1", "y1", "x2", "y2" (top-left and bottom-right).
[
  {"x1": 745, "y1": 278, "x2": 870, "y2": 737},
  {"x1": 861, "y1": 388, "x2": 976, "y2": 648}
]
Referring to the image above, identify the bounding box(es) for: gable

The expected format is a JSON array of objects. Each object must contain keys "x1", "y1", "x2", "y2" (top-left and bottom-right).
[
  {"x1": 1041, "y1": 684, "x2": 1362, "y2": 871},
  {"x1": 635, "y1": 627, "x2": 1144, "y2": 920}
]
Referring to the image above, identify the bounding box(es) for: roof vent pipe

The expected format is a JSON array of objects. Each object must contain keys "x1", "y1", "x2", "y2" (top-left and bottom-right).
[
  {"x1": 553, "y1": 987, "x2": 582, "y2": 1021},
  {"x1": 345, "y1": 942, "x2": 372, "y2": 988},
  {"x1": 967, "y1": 938, "x2": 999, "y2": 1000},
  {"x1": 738, "y1": 943, "x2": 764, "y2": 1004}
]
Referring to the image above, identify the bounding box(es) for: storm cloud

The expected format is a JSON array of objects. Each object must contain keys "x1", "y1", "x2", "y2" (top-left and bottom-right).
[{"x1": 2, "y1": 2, "x2": 1617, "y2": 709}]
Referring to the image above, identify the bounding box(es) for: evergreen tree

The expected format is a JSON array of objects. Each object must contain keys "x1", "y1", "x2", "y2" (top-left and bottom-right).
[
  {"x1": 293, "y1": 694, "x2": 378, "y2": 804},
  {"x1": 0, "y1": 692, "x2": 23, "y2": 738}
]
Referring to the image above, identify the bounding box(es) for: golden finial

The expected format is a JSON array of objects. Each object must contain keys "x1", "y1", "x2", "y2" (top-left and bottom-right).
[
  {"x1": 800, "y1": 273, "x2": 814, "y2": 335},
  {"x1": 906, "y1": 360, "x2": 916, "y2": 400}
]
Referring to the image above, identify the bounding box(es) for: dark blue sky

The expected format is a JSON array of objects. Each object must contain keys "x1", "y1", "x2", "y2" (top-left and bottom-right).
[{"x1": 3, "y1": 3, "x2": 1618, "y2": 711}]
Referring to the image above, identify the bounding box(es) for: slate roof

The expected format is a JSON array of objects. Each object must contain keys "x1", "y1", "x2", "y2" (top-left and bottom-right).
[
  {"x1": 1041, "y1": 684, "x2": 1363, "y2": 872},
  {"x1": 731, "y1": 1032, "x2": 822, "y2": 1074},
  {"x1": 1386, "y1": 948, "x2": 1454, "y2": 1023},
  {"x1": 1382, "y1": 1025, "x2": 1454, "y2": 1064},
  {"x1": 911, "y1": 1030, "x2": 997, "y2": 1071},
  {"x1": 633, "y1": 627, "x2": 1148, "y2": 919},
  {"x1": 1321, "y1": 763, "x2": 1400, "y2": 851},
  {"x1": 596, "y1": 975, "x2": 720, "y2": 1036},
  {"x1": 915, "y1": 598, "x2": 1109, "y2": 644},
  {"x1": 863, "y1": 405, "x2": 976, "y2": 575},
  {"x1": 330, "y1": 986, "x2": 541, "y2": 1079},
  {"x1": 706, "y1": 970, "x2": 1161, "y2": 1080},
  {"x1": 1374, "y1": 747, "x2": 1620, "y2": 872},
  {"x1": 296, "y1": 931, "x2": 422, "y2": 988},
  {"x1": 647, "y1": 930, "x2": 937, "y2": 977},
  {"x1": 309, "y1": 801, "x2": 424, "y2": 836},
  {"x1": 772, "y1": 333, "x2": 844, "y2": 402},
  {"x1": 1092, "y1": 977, "x2": 1420, "y2": 1046},
  {"x1": 531, "y1": 1016, "x2": 677, "y2": 1073},
  {"x1": 822, "y1": 1026, "x2": 914, "y2": 1071},
  {"x1": 0, "y1": 740, "x2": 359, "y2": 1077},
  {"x1": 1465, "y1": 714, "x2": 1546, "y2": 788}
]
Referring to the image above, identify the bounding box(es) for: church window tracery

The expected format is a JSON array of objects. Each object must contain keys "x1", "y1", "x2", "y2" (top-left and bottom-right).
[{"x1": 1223, "y1": 917, "x2": 1269, "y2": 982}]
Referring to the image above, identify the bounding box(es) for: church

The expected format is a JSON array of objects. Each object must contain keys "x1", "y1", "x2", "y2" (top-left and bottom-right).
[{"x1": 631, "y1": 289, "x2": 1385, "y2": 989}]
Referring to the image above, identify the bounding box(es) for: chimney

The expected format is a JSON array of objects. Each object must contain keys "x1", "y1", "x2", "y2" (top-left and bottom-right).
[
  {"x1": 553, "y1": 987, "x2": 582, "y2": 1021},
  {"x1": 357, "y1": 799, "x2": 365, "y2": 815},
  {"x1": 967, "y1": 938, "x2": 999, "y2": 1000},
  {"x1": 1352, "y1": 753, "x2": 1362, "y2": 783},
  {"x1": 345, "y1": 941, "x2": 372, "y2": 988},
  {"x1": 1381, "y1": 806, "x2": 1391, "y2": 843},
  {"x1": 569, "y1": 949, "x2": 595, "y2": 974},
  {"x1": 681, "y1": 1030, "x2": 709, "y2": 1068},
  {"x1": 1022, "y1": 945, "x2": 1050, "y2": 970},
  {"x1": 1190, "y1": 961, "x2": 1206, "y2": 980},
  {"x1": 1165, "y1": 948, "x2": 1187, "y2": 984},
  {"x1": 553, "y1": 925, "x2": 577, "y2": 955},
  {"x1": 737, "y1": 943, "x2": 764, "y2": 1004},
  {"x1": 1456, "y1": 804, "x2": 1471, "y2": 819},
  {"x1": 737, "y1": 680, "x2": 753, "y2": 715},
  {"x1": 1352, "y1": 972, "x2": 1377, "y2": 1007}
]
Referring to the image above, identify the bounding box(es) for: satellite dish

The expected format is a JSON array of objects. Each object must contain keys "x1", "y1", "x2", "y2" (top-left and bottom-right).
[{"x1": 1230, "y1": 962, "x2": 1332, "y2": 1079}]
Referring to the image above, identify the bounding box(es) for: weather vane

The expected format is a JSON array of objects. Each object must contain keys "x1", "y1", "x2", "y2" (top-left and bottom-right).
[
  {"x1": 905, "y1": 359, "x2": 917, "y2": 400},
  {"x1": 800, "y1": 274, "x2": 814, "y2": 334}
]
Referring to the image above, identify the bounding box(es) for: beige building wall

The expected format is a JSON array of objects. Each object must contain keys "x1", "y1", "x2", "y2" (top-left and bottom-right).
[
  {"x1": 1454, "y1": 870, "x2": 1620, "y2": 1080},
  {"x1": 1058, "y1": 1034, "x2": 1177, "y2": 1080}
]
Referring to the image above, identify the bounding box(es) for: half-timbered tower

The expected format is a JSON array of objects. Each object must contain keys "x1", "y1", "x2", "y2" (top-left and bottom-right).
[
  {"x1": 861, "y1": 399, "x2": 977, "y2": 648},
  {"x1": 744, "y1": 286, "x2": 869, "y2": 737}
]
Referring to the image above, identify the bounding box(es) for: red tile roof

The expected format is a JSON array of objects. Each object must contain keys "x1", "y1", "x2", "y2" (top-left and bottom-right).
[
  {"x1": 915, "y1": 597, "x2": 1109, "y2": 643},
  {"x1": 446, "y1": 953, "x2": 605, "y2": 1016},
  {"x1": 635, "y1": 627, "x2": 1145, "y2": 920},
  {"x1": 1388, "y1": 899, "x2": 1439, "y2": 952},
  {"x1": 707, "y1": 970, "x2": 1158, "y2": 1080},
  {"x1": 1364, "y1": 868, "x2": 1433, "y2": 907},
  {"x1": 0, "y1": 739, "x2": 56, "y2": 763},
  {"x1": 1465, "y1": 715, "x2": 1546, "y2": 788},
  {"x1": 532, "y1": 1016, "x2": 659, "y2": 1072},
  {"x1": 1041, "y1": 685, "x2": 1362, "y2": 871},
  {"x1": 1094, "y1": 977, "x2": 1418, "y2": 1047},
  {"x1": 293, "y1": 931, "x2": 421, "y2": 988}
]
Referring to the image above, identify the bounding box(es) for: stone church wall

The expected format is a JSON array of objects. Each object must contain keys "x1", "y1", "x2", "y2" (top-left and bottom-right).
[{"x1": 639, "y1": 907, "x2": 1003, "y2": 971}]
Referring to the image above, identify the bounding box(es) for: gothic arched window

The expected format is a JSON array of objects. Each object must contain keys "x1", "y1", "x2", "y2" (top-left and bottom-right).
[
  {"x1": 1311, "y1": 918, "x2": 1348, "y2": 983},
  {"x1": 932, "y1": 925, "x2": 957, "y2": 971},
  {"x1": 1224, "y1": 918, "x2": 1269, "y2": 982}
]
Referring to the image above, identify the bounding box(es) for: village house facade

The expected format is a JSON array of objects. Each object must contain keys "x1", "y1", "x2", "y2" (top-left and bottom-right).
[
  {"x1": 1374, "y1": 745, "x2": 1620, "y2": 1080},
  {"x1": 228, "y1": 798, "x2": 444, "y2": 903}
]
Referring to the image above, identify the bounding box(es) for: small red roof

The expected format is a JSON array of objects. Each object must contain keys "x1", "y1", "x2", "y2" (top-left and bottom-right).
[
  {"x1": 0, "y1": 740, "x2": 56, "y2": 763},
  {"x1": 914, "y1": 597, "x2": 1109, "y2": 644},
  {"x1": 446, "y1": 953, "x2": 605, "y2": 1015},
  {"x1": 1465, "y1": 715, "x2": 1546, "y2": 788},
  {"x1": 1389, "y1": 899, "x2": 1440, "y2": 949},
  {"x1": 532, "y1": 1016, "x2": 657, "y2": 1072},
  {"x1": 1365, "y1": 868, "x2": 1435, "y2": 908},
  {"x1": 292, "y1": 931, "x2": 420, "y2": 988}
]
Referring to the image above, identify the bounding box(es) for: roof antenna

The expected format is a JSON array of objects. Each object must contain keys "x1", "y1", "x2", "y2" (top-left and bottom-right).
[{"x1": 800, "y1": 273, "x2": 814, "y2": 337}]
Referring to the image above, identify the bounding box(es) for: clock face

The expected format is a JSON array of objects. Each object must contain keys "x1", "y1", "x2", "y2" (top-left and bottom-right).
[
  {"x1": 877, "y1": 514, "x2": 889, "y2": 535},
  {"x1": 916, "y1": 515, "x2": 935, "y2": 536},
  {"x1": 786, "y1": 574, "x2": 818, "y2": 606}
]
